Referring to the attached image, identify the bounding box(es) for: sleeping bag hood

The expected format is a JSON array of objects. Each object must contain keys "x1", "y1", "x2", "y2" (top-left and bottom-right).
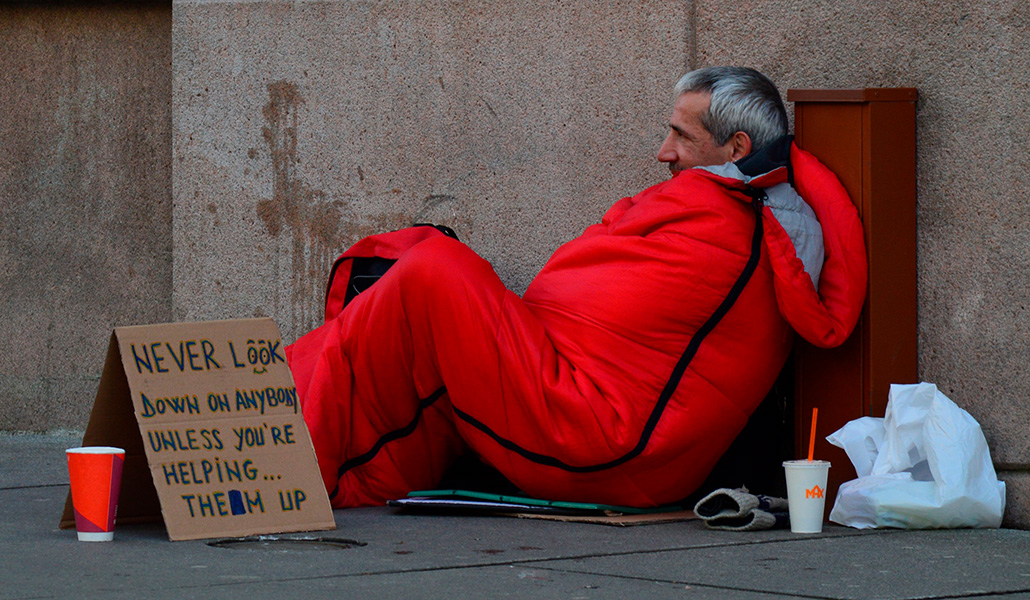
[{"x1": 702, "y1": 135, "x2": 867, "y2": 349}]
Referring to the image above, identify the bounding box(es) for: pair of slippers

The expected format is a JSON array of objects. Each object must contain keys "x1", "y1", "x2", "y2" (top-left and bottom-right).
[{"x1": 693, "y1": 488, "x2": 790, "y2": 531}]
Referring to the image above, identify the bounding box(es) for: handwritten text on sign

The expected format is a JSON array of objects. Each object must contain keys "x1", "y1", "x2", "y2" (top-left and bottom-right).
[{"x1": 115, "y1": 319, "x2": 333, "y2": 540}]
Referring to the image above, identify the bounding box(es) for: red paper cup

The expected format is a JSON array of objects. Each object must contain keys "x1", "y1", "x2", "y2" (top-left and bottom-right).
[{"x1": 66, "y1": 446, "x2": 125, "y2": 542}]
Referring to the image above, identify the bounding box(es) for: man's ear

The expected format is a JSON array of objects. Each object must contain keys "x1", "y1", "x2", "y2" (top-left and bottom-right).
[{"x1": 727, "y1": 131, "x2": 753, "y2": 162}]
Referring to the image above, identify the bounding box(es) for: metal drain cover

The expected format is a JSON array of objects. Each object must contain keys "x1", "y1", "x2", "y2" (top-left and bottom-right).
[{"x1": 208, "y1": 536, "x2": 366, "y2": 551}]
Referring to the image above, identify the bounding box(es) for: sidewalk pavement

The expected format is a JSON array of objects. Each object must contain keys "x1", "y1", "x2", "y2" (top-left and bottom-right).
[{"x1": 3, "y1": 432, "x2": 1030, "y2": 600}]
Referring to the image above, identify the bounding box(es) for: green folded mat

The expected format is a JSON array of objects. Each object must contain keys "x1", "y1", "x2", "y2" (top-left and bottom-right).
[{"x1": 388, "y1": 489, "x2": 682, "y2": 516}]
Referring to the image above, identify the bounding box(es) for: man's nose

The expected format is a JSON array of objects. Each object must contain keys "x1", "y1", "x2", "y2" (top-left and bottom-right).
[{"x1": 657, "y1": 133, "x2": 676, "y2": 163}]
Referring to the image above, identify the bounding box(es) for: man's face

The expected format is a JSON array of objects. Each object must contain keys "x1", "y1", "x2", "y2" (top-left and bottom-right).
[{"x1": 657, "y1": 92, "x2": 736, "y2": 176}]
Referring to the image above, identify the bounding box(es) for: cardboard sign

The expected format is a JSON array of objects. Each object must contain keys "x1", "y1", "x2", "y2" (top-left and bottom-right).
[{"x1": 61, "y1": 318, "x2": 335, "y2": 541}]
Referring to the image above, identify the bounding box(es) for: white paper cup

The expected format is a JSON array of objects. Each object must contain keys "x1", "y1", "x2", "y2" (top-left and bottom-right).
[
  {"x1": 783, "y1": 459, "x2": 830, "y2": 533},
  {"x1": 67, "y1": 446, "x2": 125, "y2": 542}
]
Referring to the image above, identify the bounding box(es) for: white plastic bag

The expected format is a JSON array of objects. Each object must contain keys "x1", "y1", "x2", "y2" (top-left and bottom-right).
[{"x1": 827, "y1": 382, "x2": 1006, "y2": 529}]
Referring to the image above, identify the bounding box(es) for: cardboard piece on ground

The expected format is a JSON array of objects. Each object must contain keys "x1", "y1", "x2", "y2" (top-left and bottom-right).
[
  {"x1": 61, "y1": 318, "x2": 335, "y2": 541},
  {"x1": 515, "y1": 510, "x2": 696, "y2": 526}
]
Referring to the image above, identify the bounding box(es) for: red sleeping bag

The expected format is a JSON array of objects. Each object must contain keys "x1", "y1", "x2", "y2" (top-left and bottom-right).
[{"x1": 286, "y1": 142, "x2": 867, "y2": 508}]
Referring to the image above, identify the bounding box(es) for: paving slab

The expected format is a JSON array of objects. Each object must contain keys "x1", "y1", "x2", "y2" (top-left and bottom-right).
[
  {"x1": 0, "y1": 431, "x2": 80, "y2": 489},
  {"x1": 19, "y1": 566, "x2": 799, "y2": 600},
  {"x1": 539, "y1": 529, "x2": 1030, "y2": 600},
  {"x1": 4, "y1": 481, "x2": 837, "y2": 599},
  {"x1": 4, "y1": 432, "x2": 1030, "y2": 600}
]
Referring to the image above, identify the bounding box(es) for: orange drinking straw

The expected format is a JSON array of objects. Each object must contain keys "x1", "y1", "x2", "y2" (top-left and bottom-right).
[{"x1": 807, "y1": 407, "x2": 819, "y2": 461}]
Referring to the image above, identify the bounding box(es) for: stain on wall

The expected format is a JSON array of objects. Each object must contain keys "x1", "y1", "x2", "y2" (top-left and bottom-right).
[
  {"x1": 256, "y1": 80, "x2": 343, "y2": 332},
  {"x1": 255, "y1": 80, "x2": 413, "y2": 333}
]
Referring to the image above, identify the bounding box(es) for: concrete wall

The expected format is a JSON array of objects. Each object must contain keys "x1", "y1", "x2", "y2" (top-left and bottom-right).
[
  {"x1": 3, "y1": 0, "x2": 1029, "y2": 525},
  {"x1": 0, "y1": 3, "x2": 173, "y2": 430},
  {"x1": 171, "y1": 0, "x2": 690, "y2": 341}
]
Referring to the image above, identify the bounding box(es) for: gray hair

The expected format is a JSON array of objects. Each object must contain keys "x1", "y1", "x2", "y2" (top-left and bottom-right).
[{"x1": 674, "y1": 67, "x2": 787, "y2": 153}]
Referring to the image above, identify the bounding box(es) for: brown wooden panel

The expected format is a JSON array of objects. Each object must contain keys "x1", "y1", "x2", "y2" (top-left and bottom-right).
[
  {"x1": 794, "y1": 326, "x2": 863, "y2": 485},
  {"x1": 788, "y1": 88, "x2": 918, "y2": 103},
  {"x1": 793, "y1": 103, "x2": 866, "y2": 216},
  {"x1": 788, "y1": 88, "x2": 918, "y2": 507},
  {"x1": 864, "y1": 100, "x2": 919, "y2": 416},
  {"x1": 792, "y1": 100, "x2": 867, "y2": 495}
]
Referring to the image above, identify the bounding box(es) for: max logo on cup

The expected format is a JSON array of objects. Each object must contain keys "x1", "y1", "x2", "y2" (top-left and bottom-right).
[{"x1": 806, "y1": 485, "x2": 824, "y2": 499}]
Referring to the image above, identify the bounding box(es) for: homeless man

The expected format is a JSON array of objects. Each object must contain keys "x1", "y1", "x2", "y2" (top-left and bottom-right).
[{"x1": 286, "y1": 66, "x2": 867, "y2": 508}]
